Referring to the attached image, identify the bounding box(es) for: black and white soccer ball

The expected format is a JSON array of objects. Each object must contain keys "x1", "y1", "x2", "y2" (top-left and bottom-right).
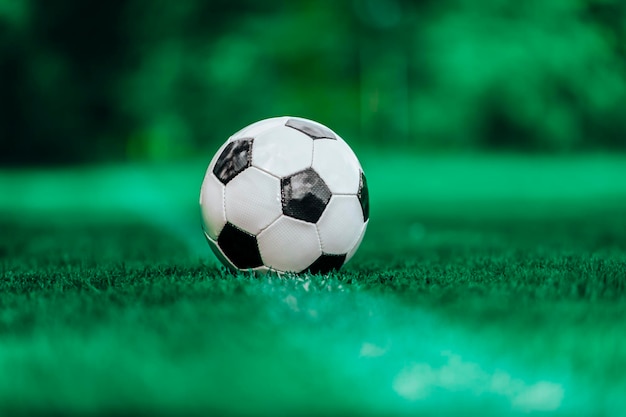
[{"x1": 200, "y1": 116, "x2": 369, "y2": 274}]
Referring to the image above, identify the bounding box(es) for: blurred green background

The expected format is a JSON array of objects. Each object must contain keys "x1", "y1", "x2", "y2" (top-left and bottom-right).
[
  {"x1": 2, "y1": 0, "x2": 626, "y2": 165},
  {"x1": 2, "y1": 2, "x2": 626, "y2": 416}
]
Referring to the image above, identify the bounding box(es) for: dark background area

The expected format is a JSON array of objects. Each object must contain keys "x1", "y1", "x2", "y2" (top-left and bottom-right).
[{"x1": 1, "y1": 0, "x2": 625, "y2": 165}]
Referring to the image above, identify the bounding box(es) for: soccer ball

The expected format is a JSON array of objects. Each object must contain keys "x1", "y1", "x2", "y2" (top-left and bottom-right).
[{"x1": 200, "y1": 116, "x2": 369, "y2": 274}]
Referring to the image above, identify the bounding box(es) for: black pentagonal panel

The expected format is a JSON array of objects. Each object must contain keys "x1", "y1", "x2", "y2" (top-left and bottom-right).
[
  {"x1": 281, "y1": 168, "x2": 332, "y2": 223},
  {"x1": 285, "y1": 118, "x2": 336, "y2": 140},
  {"x1": 217, "y1": 223, "x2": 263, "y2": 269},
  {"x1": 212, "y1": 138, "x2": 253, "y2": 184},
  {"x1": 357, "y1": 171, "x2": 369, "y2": 221},
  {"x1": 307, "y1": 254, "x2": 346, "y2": 274},
  {"x1": 206, "y1": 236, "x2": 236, "y2": 271}
]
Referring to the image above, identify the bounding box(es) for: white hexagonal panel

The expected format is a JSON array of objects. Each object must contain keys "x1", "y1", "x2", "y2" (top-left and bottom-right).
[
  {"x1": 257, "y1": 216, "x2": 322, "y2": 272},
  {"x1": 230, "y1": 117, "x2": 289, "y2": 141},
  {"x1": 317, "y1": 195, "x2": 365, "y2": 255},
  {"x1": 224, "y1": 167, "x2": 282, "y2": 235},
  {"x1": 312, "y1": 138, "x2": 362, "y2": 194},
  {"x1": 345, "y1": 220, "x2": 368, "y2": 263},
  {"x1": 251, "y1": 125, "x2": 313, "y2": 178},
  {"x1": 199, "y1": 171, "x2": 227, "y2": 239}
]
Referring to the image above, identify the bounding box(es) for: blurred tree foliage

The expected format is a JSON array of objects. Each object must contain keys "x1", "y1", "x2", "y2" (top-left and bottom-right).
[{"x1": 1, "y1": 0, "x2": 625, "y2": 164}]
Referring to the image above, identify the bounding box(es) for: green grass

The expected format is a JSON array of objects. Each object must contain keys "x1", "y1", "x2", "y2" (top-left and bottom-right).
[{"x1": 1, "y1": 154, "x2": 626, "y2": 416}]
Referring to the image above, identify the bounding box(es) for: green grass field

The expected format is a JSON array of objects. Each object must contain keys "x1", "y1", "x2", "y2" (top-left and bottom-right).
[{"x1": 2, "y1": 153, "x2": 626, "y2": 416}]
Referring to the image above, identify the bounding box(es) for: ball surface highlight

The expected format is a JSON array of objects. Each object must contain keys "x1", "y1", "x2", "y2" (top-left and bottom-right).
[{"x1": 200, "y1": 116, "x2": 369, "y2": 274}]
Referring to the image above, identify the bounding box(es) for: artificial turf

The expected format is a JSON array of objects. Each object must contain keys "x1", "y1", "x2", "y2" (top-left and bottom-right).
[{"x1": 1, "y1": 154, "x2": 626, "y2": 416}]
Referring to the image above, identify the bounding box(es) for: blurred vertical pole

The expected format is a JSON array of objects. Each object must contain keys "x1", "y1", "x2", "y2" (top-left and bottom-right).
[{"x1": 355, "y1": 0, "x2": 411, "y2": 147}]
